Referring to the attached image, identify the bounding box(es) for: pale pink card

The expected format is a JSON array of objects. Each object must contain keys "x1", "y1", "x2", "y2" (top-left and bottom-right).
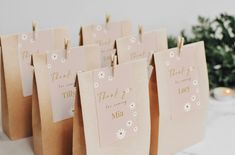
[
  {"x1": 18, "y1": 30, "x2": 55, "y2": 96},
  {"x1": 154, "y1": 42, "x2": 209, "y2": 155},
  {"x1": 47, "y1": 45, "x2": 100, "y2": 122},
  {"x1": 116, "y1": 30, "x2": 168, "y2": 65},
  {"x1": 160, "y1": 49, "x2": 202, "y2": 118},
  {"x1": 82, "y1": 21, "x2": 131, "y2": 67},
  {"x1": 92, "y1": 65, "x2": 138, "y2": 146}
]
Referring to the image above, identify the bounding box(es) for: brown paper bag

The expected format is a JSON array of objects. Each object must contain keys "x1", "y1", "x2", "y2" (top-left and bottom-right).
[
  {"x1": 73, "y1": 59, "x2": 151, "y2": 155},
  {"x1": 80, "y1": 20, "x2": 131, "y2": 67},
  {"x1": 153, "y1": 41, "x2": 209, "y2": 155},
  {"x1": 0, "y1": 27, "x2": 69, "y2": 140},
  {"x1": 32, "y1": 44, "x2": 101, "y2": 155},
  {"x1": 116, "y1": 29, "x2": 168, "y2": 154}
]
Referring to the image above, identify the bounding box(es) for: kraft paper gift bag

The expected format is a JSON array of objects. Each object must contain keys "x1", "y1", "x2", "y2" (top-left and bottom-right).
[
  {"x1": 32, "y1": 44, "x2": 101, "y2": 155},
  {"x1": 73, "y1": 58, "x2": 151, "y2": 155},
  {"x1": 153, "y1": 41, "x2": 209, "y2": 155},
  {"x1": 116, "y1": 29, "x2": 168, "y2": 65},
  {"x1": 0, "y1": 27, "x2": 69, "y2": 140},
  {"x1": 80, "y1": 19, "x2": 131, "y2": 67},
  {"x1": 116, "y1": 29, "x2": 168, "y2": 154}
]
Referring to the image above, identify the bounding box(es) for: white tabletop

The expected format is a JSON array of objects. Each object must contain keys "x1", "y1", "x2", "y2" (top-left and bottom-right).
[{"x1": 0, "y1": 97, "x2": 235, "y2": 155}]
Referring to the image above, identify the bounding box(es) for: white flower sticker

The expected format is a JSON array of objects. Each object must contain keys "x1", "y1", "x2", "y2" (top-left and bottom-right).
[
  {"x1": 130, "y1": 37, "x2": 136, "y2": 43},
  {"x1": 98, "y1": 71, "x2": 105, "y2": 79},
  {"x1": 133, "y1": 126, "x2": 138, "y2": 132},
  {"x1": 169, "y1": 51, "x2": 175, "y2": 58},
  {"x1": 51, "y1": 53, "x2": 58, "y2": 60},
  {"x1": 191, "y1": 95, "x2": 196, "y2": 102},
  {"x1": 116, "y1": 128, "x2": 126, "y2": 140},
  {"x1": 21, "y1": 34, "x2": 28, "y2": 40},
  {"x1": 126, "y1": 120, "x2": 133, "y2": 127},
  {"x1": 132, "y1": 111, "x2": 138, "y2": 117},
  {"x1": 127, "y1": 45, "x2": 131, "y2": 50},
  {"x1": 193, "y1": 80, "x2": 198, "y2": 86},
  {"x1": 94, "y1": 82, "x2": 99, "y2": 88},
  {"x1": 96, "y1": 25, "x2": 102, "y2": 31},
  {"x1": 129, "y1": 102, "x2": 136, "y2": 110},
  {"x1": 47, "y1": 64, "x2": 52, "y2": 69},
  {"x1": 196, "y1": 101, "x2": 201, "y2": 106},
  {"x1": 184, "y1": 103, "x2": 191, "y2": 112}
]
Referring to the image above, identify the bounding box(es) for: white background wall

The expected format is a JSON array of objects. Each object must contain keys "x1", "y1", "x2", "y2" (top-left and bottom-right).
[{"x1": 0, "y1": 0, "x2": 235, "y2": 45}]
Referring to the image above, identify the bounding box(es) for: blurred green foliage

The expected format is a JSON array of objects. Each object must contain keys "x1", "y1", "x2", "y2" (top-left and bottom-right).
[{"x1": 168, "y1": 13, "x2": 235, "y2": 89}]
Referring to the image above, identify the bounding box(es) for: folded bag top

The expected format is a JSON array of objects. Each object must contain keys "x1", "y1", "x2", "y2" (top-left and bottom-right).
[{"x1": 80, "y1": 18, "x2": 131, "y2": 67}]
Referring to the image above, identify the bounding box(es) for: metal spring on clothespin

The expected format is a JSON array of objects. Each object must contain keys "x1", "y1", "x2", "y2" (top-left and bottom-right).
[
  {"x1": 111, "y1": 54, "x2": 117, "y2": 77},
  {"x1": 138, "y1": 25, "x2": 143, "y2": 42},
  {"x1": 32, "y1": 21, "x2": 37, "y2": 41},
  {"x1": 177, "y1": 36, "x2": 184, "y2": 56},
  {"x1": 64, "y1": 38, "x2": 71, "y2": 59},
  {"x1": 105, "y1": 14, "x2": 110, "y2": 29}
]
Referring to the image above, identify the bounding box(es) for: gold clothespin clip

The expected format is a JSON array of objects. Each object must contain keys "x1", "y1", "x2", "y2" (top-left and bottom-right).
[
  {"x1": 32, "y1": 21, "x2": 37, "y2": 41},
  {"x1": 138, "y1": 25, "x2": 143, "y2": 42},
  {"x1": 177, "y1": 36, "x2": 184, "y2": 56},
  {"x1": 64, "y1": 39, "x2": 71, "y2": 59},
  {"x1": 111, "y1": 54, "x2": 117, "y2": 77}
]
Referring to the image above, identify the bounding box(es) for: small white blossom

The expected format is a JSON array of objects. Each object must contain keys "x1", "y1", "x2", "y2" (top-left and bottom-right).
[
  {"x1": 126, "y1": 120, "x2": 133, "y2": 127},
  {"x1": 184, "y1": 103, "x2": 191, "y2": 112},
  {"x1": 96, "y1": 25, "x2": 102, "y2": 31},
  {"x1": 116, "y1": 129, "x2": 126, "y2": 140},
  {"x1": 98, "y1": 71, "x2": 105, "y2": 79}
]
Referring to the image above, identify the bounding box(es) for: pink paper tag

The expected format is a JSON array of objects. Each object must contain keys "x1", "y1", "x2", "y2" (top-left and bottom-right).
[
  {"x1": 18, "y1": 31, "x2": 54, "y2": 97},
  {"x1": 47, "y1": 48, "x2": 87, "y2": 122},
  {"x1": 164, "y1": 49, "x2": 202, "y2": 118},
  {"x1": 125, "y1": 35, "x2": 155, "y2": 63},
  {"x1": 89, "y1": 24, "x2": 124, "y2": 67},
  {"x1": 93, "y1": 65, "x2": 138, "y2": 147}
]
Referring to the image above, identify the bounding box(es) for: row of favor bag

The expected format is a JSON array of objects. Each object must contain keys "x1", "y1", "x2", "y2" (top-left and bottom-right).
[
  {"x1": 0, "y1": 19, "x2": 131, "y2": 140},
  {"x1": 72, "y1": 31, "x2": 209, "y2": 155},
  {"x1": 1, "y1": 19, "x2": 209, "y2": 155}
]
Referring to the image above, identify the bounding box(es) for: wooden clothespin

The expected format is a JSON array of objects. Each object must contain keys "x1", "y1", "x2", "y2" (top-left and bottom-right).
[
  {"x1": 32, "y1": 21, "x2": 37, "y2": 41},
  {"x1": 138, "y1": 25, "x2": 143, "y2": 42},
  {"x1": 111, "y1": 54, "x2": 117, "y2": 77},
  {"x1": 64, "y1": 39, "x2": 71, "y2": 59},
  {"x1": 177, "y1": 36, "x2": 184, "y2": 56},
  {"x1": 105, "y1": 14, "x2": 110, "y2": 25},
  {"x1": 105, "y1": 14, "x2": 111, "y2": 29}
]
